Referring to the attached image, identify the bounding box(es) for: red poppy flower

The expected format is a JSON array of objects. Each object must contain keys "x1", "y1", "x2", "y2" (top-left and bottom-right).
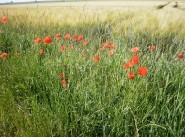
[
  {"x1": 102, "y1": 42, "x2": 116, "y2": 49},
  {"x1": 34, "y1": 38, "x2": 41, "y2": 45},
  {"x1": 108, "y1": 42, "x2": 116, "y2": 49},
  {"x1": 0, "y1": 52, "x2": 8, "y2": 59},
  {"x1": 72, "y1": 35, "x2": 78, "y2": 41},
  {"x1": 131, "y1": 47, "x2": 139, "y2": 53},
  {"x1": 130, "y1": 55, "x2": 139, "y2": 65},
  {"x1": 93, "y1": 56, "x2": 100, "y2": 62},
  {"x1": 149, "y1": 45, "x2": 156, "y2": 51},
  {"x1": 1, "y1": 16, "x2": 7, "y2": 23},
  {"x1": 61, "y1": 79, "x2": 68, "y2": 87},
  {"x1": 102, "y1": 43, "x2": 109, "y2": 48},
  {"x1": 39, "y1": 49, "x2": 44, "y2": 55},
  {"x1": 82, "y1": 40, "x2": 88, "y2": 45},
  {"x1": 127, "y1": 72, "x2": 135, "y2": 79},
  {"x1": 123, "y1": 63, "x2": 130, "y2": 70},
  {"x1": 77, "y1": 35, "x2": 84, "y2": 41},
  {"x1": 60, "y1": 45, "x2": 66, "y2": 51},
  {"x1": 55, "y1": 33, "x2": 61, "y2": 39},
  {"x1": 64, "y1": 33, "x2": 70, "y2": 40},
  {"x1": 123, "y1": 61, "x2": 133, "y2": 70},
  {"x1": 43, "y1": 35, "x2": 52, "y2": 44},
  {"x1": 178, "y1": 53, "x2": 183, "y2": 60},
  {"x1": 138, "y1": 66, "x2": 148, "y2": 77}
]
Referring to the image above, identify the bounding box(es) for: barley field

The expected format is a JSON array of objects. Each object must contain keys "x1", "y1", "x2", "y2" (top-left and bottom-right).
[{"x1": 0, "y1": 1, "x2": 185, "y2": 136}]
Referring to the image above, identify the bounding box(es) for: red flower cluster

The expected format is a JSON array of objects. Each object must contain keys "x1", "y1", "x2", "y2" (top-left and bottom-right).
[{"x1": 124, "y1": 47, "x2": 148, "y2": 79}]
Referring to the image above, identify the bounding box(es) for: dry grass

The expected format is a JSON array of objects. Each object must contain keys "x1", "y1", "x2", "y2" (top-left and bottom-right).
[{"x1": 1, "y1": 1, "x2": 185, "y2": 34}]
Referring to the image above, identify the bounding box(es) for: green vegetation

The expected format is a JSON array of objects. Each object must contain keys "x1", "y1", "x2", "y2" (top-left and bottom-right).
[{"x1": 0, "y1": 4, "x2": 185, "y2": 136}]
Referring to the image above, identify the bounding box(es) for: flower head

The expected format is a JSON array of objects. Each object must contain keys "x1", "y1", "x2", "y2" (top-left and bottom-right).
[
  {"x1": 93, "y1": 56, "x2": 100, "y2": 62},
  {"x1": 64, "y1": 33, "x2": 70, "y2": 40},
  {"x1": 39, "y1": 49, "x2": 44, "y2": 55},
  {"x1": 178, "y1": 53, "x2": 184, "y2": 60},
  {"x1": 130, "y1": 55, "x2": 139, "y2": 65},
  {"x1": 138, "y1": 66, "x2": 148, "y2": 77},
  {"x1": 77, "y1": 35, "x2": 84, "y2": 41},
  {"x1": 60, "y1": 45, "x2": 66, "y2": 51},
  {"x1": 131, "y1": 47, "x2": 139, "y2": 53},
  {"x1": 43, "y1": 35, "x2": 52, "y2": 44},
  {"x1": 1, "y1": 16, "x2": 7, "y2": 23},
  {"x1": 149, "y1": 45, "x2": 156, "y2": 51},
  {"x1": 0, "y1": 52, "x2": 8, "y2": 59},
  {"x1": 127, "y1": 72, "x2": 135, "y2": 79},
  {"x1": 72, "y1": 35, "x2": 77, "y2": 41},
  {"x1": 34, "y1": 38, "x2": 42, "y2": 45},
  {"x1": 61, "y1": 79, "x2": 68, "y2": 87}
]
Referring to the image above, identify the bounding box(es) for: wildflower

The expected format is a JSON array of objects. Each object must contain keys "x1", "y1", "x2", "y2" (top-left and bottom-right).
[
  {"x1": 93, "y1": 56, "x2": 100, "y2": 62},
  {"x1": 34, "y1": 38, "x2": 42, "y2": 45},
  {"x1": 178, "y1": 53, "x2": 184, "y2": 60},
  {"x1": 0, "y1": 52, "x2": 8, "y2": 59},
  {"x1": 102, "y1": 43, "x2": 109, "y2": 48},
  {"x1": 138, "y1": 66, "x2": 148, "y2": 77},
  {"x1": 127, "y1": 72, "x2": 135, "y2": 79},
  {"x1": 72, "y1": 35, "x2": 78, "y2": 41},
  {"x1": 1, "y1": 16, "x2": 7, "y2": 23},
  {"x1": 82, "y1": 40, "x2": 88, "y2": 45},
  {"x1": 130, "y1": 55, "x2": 139, "y2": 65},
  {"x1": 55, "y1": 33, "x2": 61, "y2": 39},
  {"x1": 102, "y1": 42, "x2": 116, "y2": 49},
  {"x1": 61, "y1": 79, "x2": 68, "y2": 87},
  {"x1": 77, "y1": 35, "x2": 84, "y2": 41},
  {"x1": 43, "y1": 35, "x2": 52, "y2": 44},
  {"x1": 39, "y1": 49, "x2": 44, "y2": 55},
  {"x1": 131, "y1": 47, "x2": 139, "y2": 53},
  {"x1": 64, "y1": 33, "x2": 70, "y2": 40},
  {"x1": 60, "y1": 45, "x2": 66, "y2": 51},
  {"x1": 149, "y1": 45, "x2": 156, "y2": 51},
  {"x1": 123, "y1": 61, "x2": 133, "y2": 70},
  {"x1": 108, "y1": 42, "x2": 116, "y2": 49},
  {"x1": 123, "y1": 63, "x2": 130, "y2": 70}
]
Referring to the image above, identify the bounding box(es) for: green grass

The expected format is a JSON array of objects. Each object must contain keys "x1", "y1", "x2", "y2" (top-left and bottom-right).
[{"x1": 0, "y1": 5, "x2": 185, "y2": 137}]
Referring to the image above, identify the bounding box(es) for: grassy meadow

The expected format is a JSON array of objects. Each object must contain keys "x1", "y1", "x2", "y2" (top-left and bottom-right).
[{"x1": 0, "y1": 1, "x2": 185, "y2": 136}]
